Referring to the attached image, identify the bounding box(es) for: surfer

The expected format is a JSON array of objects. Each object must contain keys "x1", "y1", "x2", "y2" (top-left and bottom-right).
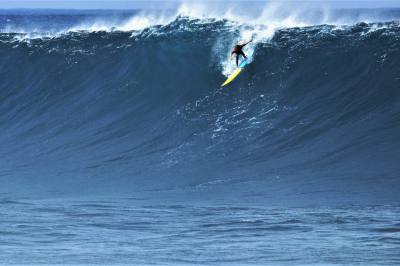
[{"x1": 231, "y1": 40, "x2": 252, "y2": 66}]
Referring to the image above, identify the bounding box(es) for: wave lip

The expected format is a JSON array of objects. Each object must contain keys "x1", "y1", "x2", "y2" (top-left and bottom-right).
[{"x1": 1, "y1": 4, "x2": 400, "y2": 35}]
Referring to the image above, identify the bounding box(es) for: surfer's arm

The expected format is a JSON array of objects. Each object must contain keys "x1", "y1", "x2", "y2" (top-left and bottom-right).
[{"x1": 240, "y1": 39, "x2": 252, "y2": 48}]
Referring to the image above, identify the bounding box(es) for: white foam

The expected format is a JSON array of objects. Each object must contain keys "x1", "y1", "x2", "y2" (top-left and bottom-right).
[
  {"x1": 176, "y1": 1, "x2": 317, "y2": 76},
  {"x1": 67, "y1": 11, "x2": 173, "y2": 32}
]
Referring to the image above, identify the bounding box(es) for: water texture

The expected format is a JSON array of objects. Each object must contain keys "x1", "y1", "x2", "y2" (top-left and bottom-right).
[{"x1": 0, "y1": 8, "x2": 399, "y2": 265}]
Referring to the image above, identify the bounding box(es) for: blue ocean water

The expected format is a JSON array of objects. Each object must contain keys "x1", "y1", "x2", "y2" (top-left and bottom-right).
[
  {"x1": 0, "y1": 6, "x2": 400, "y2": 265},
  {"x1": 1, "y1": 198, "x2": 400, "y2": 265}
]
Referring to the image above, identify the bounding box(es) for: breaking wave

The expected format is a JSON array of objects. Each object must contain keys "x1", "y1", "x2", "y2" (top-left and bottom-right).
[{"x1": 1, "y1": 9, "x2": 400, "y2": 204}]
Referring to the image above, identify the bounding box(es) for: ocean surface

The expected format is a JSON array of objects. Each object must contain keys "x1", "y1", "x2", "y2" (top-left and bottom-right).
[
  {"x1": 0, "y1": 5, "x2": 400, "y2": 265},
  {"x1": 1, "y1": 198, "x2": 400, "y2": 265}
]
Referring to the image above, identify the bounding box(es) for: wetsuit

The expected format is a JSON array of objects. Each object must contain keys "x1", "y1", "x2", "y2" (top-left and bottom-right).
[{"x1": 231, "y1": 41, "x2": 250, "y2": 66}]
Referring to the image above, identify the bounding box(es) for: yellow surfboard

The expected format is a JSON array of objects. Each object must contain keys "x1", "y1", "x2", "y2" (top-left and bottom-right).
[
  {"x1": 221, "y1": 56, "x2": 250, "y2": 87},
  {"x1": 221, "y1": 68, "x2": 243, "y2": 87}
]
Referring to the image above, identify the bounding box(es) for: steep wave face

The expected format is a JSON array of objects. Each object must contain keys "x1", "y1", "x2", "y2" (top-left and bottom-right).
[{"x1": 1, "y1": 13, "x2": 400, "y2": 204}]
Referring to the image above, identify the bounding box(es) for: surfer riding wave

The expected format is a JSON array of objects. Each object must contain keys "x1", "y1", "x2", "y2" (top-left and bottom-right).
[{"x1": 231, "y1": 40, "x2": 252, "y2": 66}]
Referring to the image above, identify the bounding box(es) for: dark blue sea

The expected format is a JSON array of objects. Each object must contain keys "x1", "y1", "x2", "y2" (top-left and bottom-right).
[{"x1": 0, "y1": 5, "x2": 400, "y2": 265}]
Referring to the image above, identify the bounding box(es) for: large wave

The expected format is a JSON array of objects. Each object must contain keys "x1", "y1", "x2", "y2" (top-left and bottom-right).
[{"x1": 1, "y1": 9, "x2": 400, "y2": 204}]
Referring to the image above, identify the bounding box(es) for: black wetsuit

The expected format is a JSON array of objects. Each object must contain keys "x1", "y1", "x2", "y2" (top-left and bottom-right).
[{"x1": 231, "y1": 44, "x2": 248, "y2": 66}]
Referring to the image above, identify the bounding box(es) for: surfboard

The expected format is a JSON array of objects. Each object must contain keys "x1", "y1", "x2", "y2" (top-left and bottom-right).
[{"x1": 221, "y1": 57, "x2": 251, "y2": 87}]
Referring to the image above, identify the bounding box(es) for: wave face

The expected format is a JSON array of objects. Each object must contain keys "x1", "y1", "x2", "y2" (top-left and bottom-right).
[{"x1": 1, "y1": 10, "x2": 400, "y2": 205}]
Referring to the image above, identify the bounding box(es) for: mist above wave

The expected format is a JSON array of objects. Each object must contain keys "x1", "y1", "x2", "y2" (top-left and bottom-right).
[{"x1": 1, "y1": 1, "x2": 399, "y2": 36}]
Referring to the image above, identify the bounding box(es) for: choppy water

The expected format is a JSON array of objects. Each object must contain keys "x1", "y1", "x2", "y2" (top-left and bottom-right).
[{"x1": 0, "y1": 198, "x2": 399, "y2": 265}]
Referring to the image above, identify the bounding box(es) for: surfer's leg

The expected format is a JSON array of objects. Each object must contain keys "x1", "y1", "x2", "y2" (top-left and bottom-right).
[
  {"x1": 240, "y1": 51, "x2": 247, "y2": 59},
  {"x1": 236, "y1": 55, "x2": 239, "y2": 66}
]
